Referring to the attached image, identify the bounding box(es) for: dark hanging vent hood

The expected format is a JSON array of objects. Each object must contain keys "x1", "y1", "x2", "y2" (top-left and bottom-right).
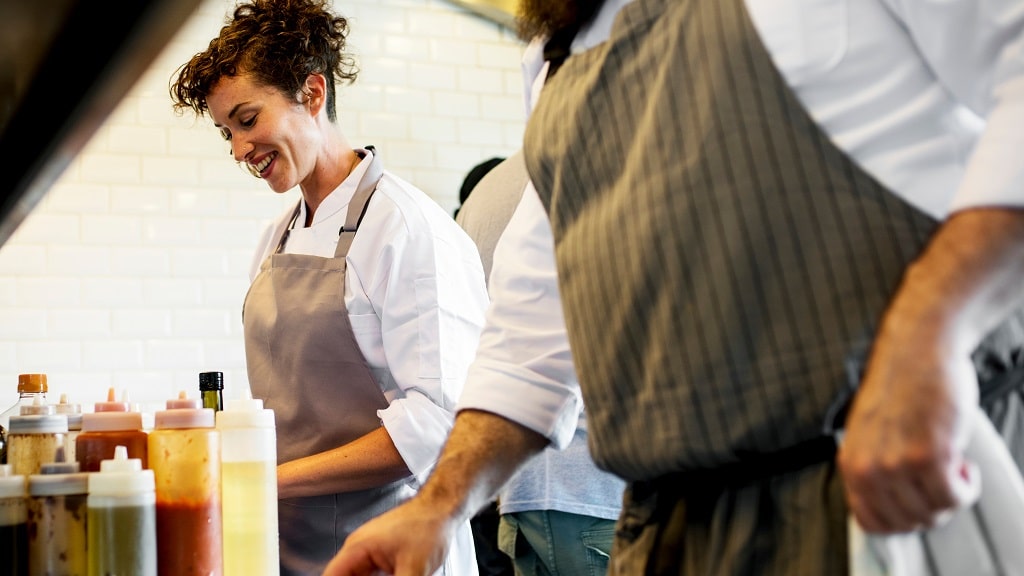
[{"x1": 0, "y1": 0, "x2": 203, "y2": 247}]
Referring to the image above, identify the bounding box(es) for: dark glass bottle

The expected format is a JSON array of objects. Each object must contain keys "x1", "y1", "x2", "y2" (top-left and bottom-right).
[{"x1": 199, "y1": 372, "x2": 224, "y2": 412}]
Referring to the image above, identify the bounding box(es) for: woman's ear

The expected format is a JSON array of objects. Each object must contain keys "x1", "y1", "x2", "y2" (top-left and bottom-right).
[{"x1": 303, "y1": 73, "x2": 328, "y2": 116}]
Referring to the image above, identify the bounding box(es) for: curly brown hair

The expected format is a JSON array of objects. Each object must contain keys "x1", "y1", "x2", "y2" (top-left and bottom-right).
[{"x1": 170, "y1": 0, "x2": 358, "y2": 123}]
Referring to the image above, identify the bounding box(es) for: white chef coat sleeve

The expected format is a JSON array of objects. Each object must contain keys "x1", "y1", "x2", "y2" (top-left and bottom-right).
[
  {"x1": 366, "y1": 183, "x2": 489, "y2": 477},
  {"x1": 887, "y1": 0, "x2": 1024, "y2": 211},
  {"x1": 456, "y1": 182, "x2": 583, "y2": 450}
]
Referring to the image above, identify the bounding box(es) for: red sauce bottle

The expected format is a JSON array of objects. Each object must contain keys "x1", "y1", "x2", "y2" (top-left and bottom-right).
[
  {"x1": 148, "y1": 391, "x2": 222, "y2": 576},
  {"x1": 75, "y1": 388, "x2": 148, "y2": 472}
]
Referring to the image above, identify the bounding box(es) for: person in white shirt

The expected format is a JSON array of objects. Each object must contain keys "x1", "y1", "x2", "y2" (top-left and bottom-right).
[
  {"x1": 168, "y1": 1, "x2": 487, "y2": 574},
  {"x1": 324, "y1": 0, "x2": 1024, "y2": 574}
]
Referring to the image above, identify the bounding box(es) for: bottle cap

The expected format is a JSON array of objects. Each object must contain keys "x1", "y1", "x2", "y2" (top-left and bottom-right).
[
  {"x1": 0, "y1": 464, "x2": 26, "y2": 498},
  {"x1": 81, "y1": 410, "x2": 143, "y2": 432},
  {"x1": 217, "y1": 387, "x2": 275, "y2": 429},
  {"x1": 9, "y1": 413, "x2": 68, "y2": 434},
  {"x1": 93, "y1": 387, "x2": 131, "y2": 413},
  {"x1": 88, "y1": 445, "x2": 154, "y2": 496},
  {"x1": 20, "y1": 394, "x2": 55, "y2": 416},
  {"x1": 154, "y1": 391, "x2": 214, "y2": 429},
  {"x1": 199, "y1": 371, "x2": 224, "y2": 392},
  {"x1": 28, "y1": 446, "x2": 88, "y2": 496},
  {"x1": 17, "y1": 373, "x2": 47, "y2": 394}
]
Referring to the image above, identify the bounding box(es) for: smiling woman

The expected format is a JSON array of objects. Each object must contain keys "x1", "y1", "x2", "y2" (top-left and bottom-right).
[{"x1": 168, "y1": 1, "x2": 489, "y2": 575}]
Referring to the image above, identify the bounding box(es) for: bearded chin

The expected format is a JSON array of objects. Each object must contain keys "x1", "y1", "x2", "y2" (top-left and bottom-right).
[{"x1": 516, "y1": 0, "x2": 604, "y2": 41}]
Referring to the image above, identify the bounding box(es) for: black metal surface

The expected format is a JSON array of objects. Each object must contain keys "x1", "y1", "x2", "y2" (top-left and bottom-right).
[{"x1": 0, "y1": 0, "x2": 203, "y2": 247}]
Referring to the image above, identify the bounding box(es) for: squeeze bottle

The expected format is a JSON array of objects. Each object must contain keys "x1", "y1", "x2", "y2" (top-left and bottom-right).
[
  {"x1": 149, "y1": 391, "x2": 223, "y2": 576},
  {"x1": 87, "y1": 445, "x2": 157, "y2": 576},
  {"x1": 217, "y1": 389, "x2": 279, "y2": 576},
  {"x1": 76, "y1": 388, "x2": 148, "y2": 472}
]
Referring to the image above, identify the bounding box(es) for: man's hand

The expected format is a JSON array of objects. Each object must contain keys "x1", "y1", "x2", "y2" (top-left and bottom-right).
[
  {"x1": 322, "y1": 497, "x2": 456, "y2": 576},
  {"x1": 838, "y1": 311, "x2": 977, "y2": 533},
  {"x1": 322, "y1": 409, "x2": 549, "y2": 575},
  {"x1": 839, "y1": 208, "x2": 1024, "y2": 534}
]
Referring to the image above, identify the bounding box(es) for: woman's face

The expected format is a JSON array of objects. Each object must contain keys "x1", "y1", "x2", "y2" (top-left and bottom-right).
[{"x1": 207, "y1": 73, "x2": 320, "y2": 194}]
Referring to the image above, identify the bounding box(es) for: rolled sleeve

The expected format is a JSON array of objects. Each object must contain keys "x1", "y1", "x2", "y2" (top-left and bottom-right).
[{"x1": 378, "y1": 391, "x2": 456, "y2": 478}]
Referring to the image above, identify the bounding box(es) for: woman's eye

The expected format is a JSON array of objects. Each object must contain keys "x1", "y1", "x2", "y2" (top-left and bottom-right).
[
  {"x1": 241, "y1": 115, "x2": 256, "y2": 128},
  {"x1": 220, "y1": 129, "x2": 232, "y2": 142}
]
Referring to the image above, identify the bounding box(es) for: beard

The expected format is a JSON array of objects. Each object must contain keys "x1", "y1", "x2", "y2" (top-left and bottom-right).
[{"x1": 516, "y1": 0, "x2": 605, "y2": 41}]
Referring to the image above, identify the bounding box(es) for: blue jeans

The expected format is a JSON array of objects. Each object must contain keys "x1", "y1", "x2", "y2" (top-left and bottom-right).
[{"x1": 498, "y1": 510, "x2": 616, "y2": 576}]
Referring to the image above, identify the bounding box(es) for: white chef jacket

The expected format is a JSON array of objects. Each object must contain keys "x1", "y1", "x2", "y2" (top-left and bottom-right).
[
  {"x1": 249, "y1": 149, "x2": 489, "y2": 478},
  {"x1": 457, "y1": 0, "x2": 1024, "y2": 449}
]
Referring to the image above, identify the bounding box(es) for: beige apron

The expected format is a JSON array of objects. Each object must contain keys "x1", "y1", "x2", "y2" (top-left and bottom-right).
[{"x1": 243, "y1": 149, "x2": 410, "y2": 576}]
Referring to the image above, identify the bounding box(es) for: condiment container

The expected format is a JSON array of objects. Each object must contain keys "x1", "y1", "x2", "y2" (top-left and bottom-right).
[
  {"x1": 217, "y1": 390, "x2": 279, "y2": 576},
  {"x1": 149, "y1": 392, "x2": 223, "y2": 576},
  {"x1": 199, "y1": 371, "x2": 225, "y2": 412},
  {"x1": 53, "y1": 393, "x2": 83, "y2": 463},
  {"x1": 7, "y1": 412, "x2": 67, "y2": 477},
  {"x1": 0, "y1": 464, "x2": 28, "y2": 576},
  {"x1": 87, "y1": 445, "x2": 157, "y2": 576},
  {"x1": 76, "y1": 387, "x2": 147, "y2": 472},
  {"x1": 27, "y1": 447, "x2": 87, "y2": 576}
]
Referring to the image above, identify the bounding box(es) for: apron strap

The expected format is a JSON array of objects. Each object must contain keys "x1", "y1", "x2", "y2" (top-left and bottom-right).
[{"x1": 336, "y1": 145, "x2": 384, "y2": 258}]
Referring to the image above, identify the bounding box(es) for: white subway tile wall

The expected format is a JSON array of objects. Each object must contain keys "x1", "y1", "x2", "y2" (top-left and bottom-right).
[{"x1": 0, "y1": 0, "x2": 525, "y2": 410}]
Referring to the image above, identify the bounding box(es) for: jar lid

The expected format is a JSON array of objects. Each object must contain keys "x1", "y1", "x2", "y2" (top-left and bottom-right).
[
  {"x1": 198, "y1": 371, "x2": 224, "y2": 391},
  {"x1": 18, "y1": 373, "x2": 47, "y2": 393},
  {"x1": 9, "y1": 413, "x2": 68, "y2": 433},
  {"x1": 29, "y1": 448, "x2": 86, "y2": 495},
  {"x1": 29, "y1": 471, "x2": 88, "y2": 496}
]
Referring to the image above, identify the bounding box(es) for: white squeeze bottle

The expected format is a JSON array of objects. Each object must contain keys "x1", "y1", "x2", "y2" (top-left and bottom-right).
[{"x1": 216, "y1": 389, "x2": 279, "y2": 576}]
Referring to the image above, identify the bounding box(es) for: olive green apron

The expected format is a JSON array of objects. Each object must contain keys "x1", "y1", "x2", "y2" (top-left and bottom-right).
[{"x1": 243, "y1": 149, "x2": 411, "y2": 576}]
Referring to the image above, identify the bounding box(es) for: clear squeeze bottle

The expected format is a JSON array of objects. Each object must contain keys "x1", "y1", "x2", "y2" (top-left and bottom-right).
[
  {"x1": 0, "y1": 374, "x2": 49, "y2": 465},
  {"x1": 75, "y1": 387, "x2": 148, "y2": 472},
  {"x1": 0, "y1": 464, "x2": 28, "y2": 576},
  {"x1": 53, "y1": 394, "x2": 83, "y2": 463},
  {"x1": 149, "y1": 392, "x2": 223, "y2": 576},
  {"x1": 27, "y1": 447, "x2": 88, "y2": 576},
  {"x1": 87, "y1": 445, "x2": 157, "y2": 576},
  {"x1": 217, "y1": 389, "x2": 279, "y2": 576},
  {"x1": 199, "y1": 371, "x2": 225, "y2": 411}
]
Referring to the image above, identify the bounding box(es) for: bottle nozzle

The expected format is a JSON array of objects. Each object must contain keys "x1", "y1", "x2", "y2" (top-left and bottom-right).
[
  {"x1": 99, "y1": 445, "x2": 142, "y2": 473},
  {"x1": 95, "y1": 386, "x2": 130, "y2": 413}
]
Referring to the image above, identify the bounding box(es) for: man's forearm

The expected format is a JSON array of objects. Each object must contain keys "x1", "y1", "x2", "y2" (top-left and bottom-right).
[
  {"x1": 887, "y1": 207, "x2": 1024, "y2": 355},
  {"x1": 416, "y1": 409, "x2": 549, "y2": 522}
]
